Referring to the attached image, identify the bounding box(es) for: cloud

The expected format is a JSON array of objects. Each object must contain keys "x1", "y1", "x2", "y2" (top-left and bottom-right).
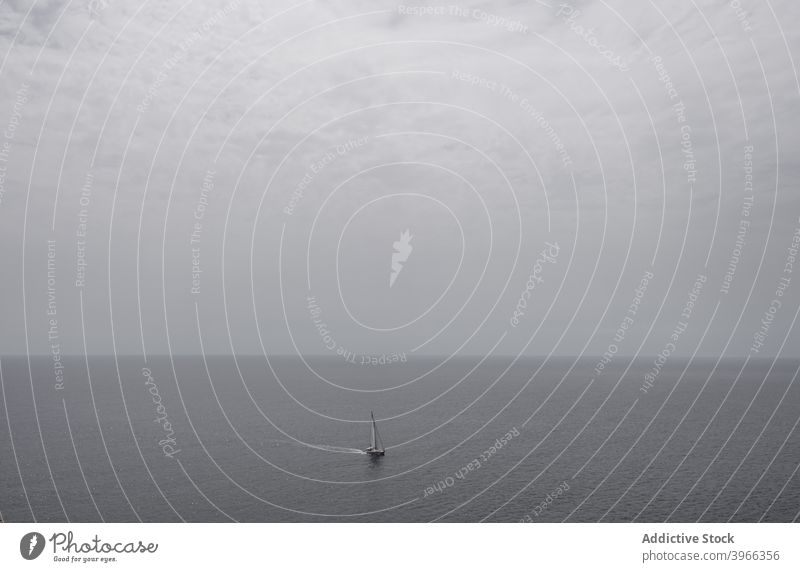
[{"x1": 0, "y1": 0, "x2": 798, "y2": 356}]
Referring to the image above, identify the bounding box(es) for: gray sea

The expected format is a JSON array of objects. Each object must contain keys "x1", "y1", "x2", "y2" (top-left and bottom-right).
[{"x1": 1, "y1": 356, "x2": 798, "y2": 522}]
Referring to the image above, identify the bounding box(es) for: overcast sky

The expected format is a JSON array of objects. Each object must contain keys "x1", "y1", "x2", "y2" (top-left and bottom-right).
[{"x1": 0, "y1": 0, "x2": 799, "y2": 359}]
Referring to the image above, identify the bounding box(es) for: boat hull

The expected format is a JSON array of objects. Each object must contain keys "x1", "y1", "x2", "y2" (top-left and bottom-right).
[{"x1": 365, "y1": 449, "x2": 385, "y2": 456}]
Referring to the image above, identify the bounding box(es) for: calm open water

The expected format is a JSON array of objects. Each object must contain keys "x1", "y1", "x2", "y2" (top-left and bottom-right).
[{"x1": 1, "y1": 356, "x2": 798, "y2": 522}]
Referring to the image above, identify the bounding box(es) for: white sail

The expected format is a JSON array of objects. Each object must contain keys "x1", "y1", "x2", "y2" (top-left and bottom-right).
[
  {"x1": 366, "y1": 411, "x2": 385, "y2": 455},
  {"x1": 373, "y1": 413, "x2": 383, "y2": 450}
]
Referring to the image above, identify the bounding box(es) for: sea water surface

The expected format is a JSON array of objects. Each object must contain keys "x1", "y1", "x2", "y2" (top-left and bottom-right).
[{"x1": 1, "y1": 356, "x2": 798, "y2": 522}]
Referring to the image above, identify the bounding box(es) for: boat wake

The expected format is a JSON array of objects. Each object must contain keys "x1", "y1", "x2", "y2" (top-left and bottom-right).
[{"x1": 307, "y1": 444, "x2": 366, "y2": 455}]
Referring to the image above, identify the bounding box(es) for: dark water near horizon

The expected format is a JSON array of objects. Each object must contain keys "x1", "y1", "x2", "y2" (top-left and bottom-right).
[{"x1": 1, "y1": 356, "x2": 799, "y2": 522}]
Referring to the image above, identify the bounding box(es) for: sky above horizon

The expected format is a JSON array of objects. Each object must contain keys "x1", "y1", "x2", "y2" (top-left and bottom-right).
[{"x1": 1, "y1": 0, "x2": 799, "y2": 360}]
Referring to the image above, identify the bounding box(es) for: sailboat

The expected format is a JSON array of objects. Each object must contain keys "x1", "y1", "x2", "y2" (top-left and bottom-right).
[{"x1": 365, "y1": 411, "x2": 385, "y2": 456}]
